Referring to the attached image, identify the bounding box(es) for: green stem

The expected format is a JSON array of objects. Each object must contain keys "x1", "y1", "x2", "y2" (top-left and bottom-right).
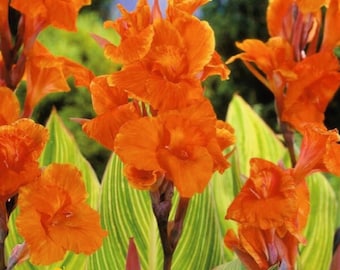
[{"x1": 280, "y1": 122, "x2": 296, "y2": 167}]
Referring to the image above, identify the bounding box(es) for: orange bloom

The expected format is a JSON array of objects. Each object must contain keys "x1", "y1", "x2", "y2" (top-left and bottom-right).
[
  {"x1": 225, "y1": 159, "x2": 310, "y2": 269},
  {"x1": 103, "y1": 0, "x2": 154, "y2": 64},
  {"x1": 266, "y1": 0, "x2": 320, "y2": 59},
  {"x1": 16, "y1": 163, "x2": 107, "y2": 265},
  {"x1": 110, "y1": 14, "x2": 221, "y2": 111},
  {"x1": 0, "y1": 87, "x2": 20, "y2": 125},
  {"x1": 226, "y1": 37, "x2": 296, "y2": 114},
  {"x1": 226, "y1": 158, "x2": 298, "y2": 230},
  {"x1": 281, "y1": 52, "x2": 340, "y2": 131},
  {"x1": 82, "y1": 76, "x2": 140, "y2": 151},
  {"x1": 0, "y1": 119, "x2": 48, "y2": 200},
  {"x1": 23, "y1": 42, "x2": 94, "y2": 117},
  {"x1": 293, "y1": 123, "x2": 340, "y2": 182},
  {"x1": 114, "y1": 99, "x2": 234, "y2": 197}
]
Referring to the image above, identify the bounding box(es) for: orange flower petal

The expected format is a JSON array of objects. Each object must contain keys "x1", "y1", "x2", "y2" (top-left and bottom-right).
[
  {"x1": 104, "y1": 0, "x2": 153, "y2": 64},
  {"x1": 89, "y1": 76, "x2": 129, "y2": 114},
  {"x1": 267, "y1": 0, "x2": 294, "y2": 37},
  {"x1": 16, "y1": 164, "x2": 107, "y2": 265},
  {"x1": 227, "y1": 37, "x2": 296, "y2": 110},
  {"x1": 124, "y1": 165, "x2": 161, "y2": 190},
  {"x1": 0, "y1": 87, "x2": 20, "y2": 125},
  {"x1": 284, "y1": 52, "x2": 340, "y2": 113},
  {"x1": 321, "y1": 0, "x2": 340, "y2": 51},
  {"x1": 201, "y1": 51, "x2": 230, "y2": 81},
  {"x1": 293, "y1": 123, "x2": 339, "y2": 181},
  {"x1": 225, "y1": 228, "x2": 268, "y2": 270},
  {"x1": 11, "y1": 0, "x2": 90, "y2": 32},
  {"x1": 110, "y1": 62, "x2": 204, "y2": 111},
  {"x1": 47, "y1": 204, "x2": 106, "y2": 254},
  {"x1": 16, "y1": 210, "x2": 66, "y2": 265},
  {"x1": 61, "y1": 57, "x2": 95, "y2": 89},
  {"x1": 114, "y1": 117, "x2": 163, "y2": 171},
  {"x1": 24, "y1": 42, "x2": 70, "y2": 116},
  {"x1": 227, "y1": 158, "x2": 297, "y2": 230},
  {"x1": 0, "y1": 119, "x2": 48, "y2": 199},
  {"x1": 169, "y1": 14, "x2": 215, "y2": 75},
  {"x1": 157, "y1": 146, "x2": 213, "y2": 198},
  {"x1": 296, "y1": 0, "x2": 328, "y2": 13},
  {"x1": 324, "y1": 132, "x2": 340, "y2": 175},
  {"x1": 83, "y1": 103, "x2": 140, "y2": 151}
]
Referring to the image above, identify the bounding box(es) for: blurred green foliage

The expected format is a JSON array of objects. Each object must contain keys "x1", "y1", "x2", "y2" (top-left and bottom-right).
[{"x1": 201, "y1": 0, "x2": 279, "y2": 129}]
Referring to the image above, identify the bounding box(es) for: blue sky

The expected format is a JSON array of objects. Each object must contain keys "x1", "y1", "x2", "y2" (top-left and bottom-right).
[
  {"x1": 110, "y1": 0, "x2": 201, "y2": 18},
  {"x1": 115, "y1": 0, "x2": 167, "y2": 11}
]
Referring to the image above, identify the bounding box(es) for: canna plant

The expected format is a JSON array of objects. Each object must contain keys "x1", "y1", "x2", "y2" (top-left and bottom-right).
[{"x1": 0, "y1": 0, "x2": 339, "y2": 270}]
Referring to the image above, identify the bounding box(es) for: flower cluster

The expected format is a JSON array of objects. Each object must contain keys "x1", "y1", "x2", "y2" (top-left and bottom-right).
[
  {"x1": 0, "y1": 0, "x2": 106, "y2": 268},
  {"x1": 83, "y1": 0, "x2": 235, "y2": 198},
  {"x1": 224, "y1": 0, "x2": 340, "y2": 269},
  {"x1": 227, "y1": 0, "x2": 340, "y2": 132}
]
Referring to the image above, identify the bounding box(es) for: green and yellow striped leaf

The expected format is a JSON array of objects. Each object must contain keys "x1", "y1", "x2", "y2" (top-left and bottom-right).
[
  {"x1": 88, "y1": 152, "x2": 229, "y2": 269},
  {"x1": 300, "y1": 173, "x2": 337, "y2": 269}
]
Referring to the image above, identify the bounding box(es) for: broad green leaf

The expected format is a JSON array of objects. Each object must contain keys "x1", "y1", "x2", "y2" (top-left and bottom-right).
[
  {"x1": 327, "y1": 174, "x2": 340, "y2": 227},
  {"x1": 89, "y1": 153, "x2": 228, "y2": 270},
  {"x1": 300, "y1": 173, "x2": 337, "y2": 269},
  {"x1": 5, "y1": 110, "x2": 101, "y2": 269},
  {"x1": 212, "y1": 259, "x2": 246, "y2": 270},
  {"x1": 88, "y1": 153, "x2": 162, "y2": 270},
  {"x1": 227, "y1": 95, "x2": 287, "y2": 175}
]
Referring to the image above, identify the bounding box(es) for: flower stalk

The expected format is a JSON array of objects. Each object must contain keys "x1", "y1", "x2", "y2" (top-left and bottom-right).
[{"x1": 150, "y1": 180, "x2": 190, "y2": 270}]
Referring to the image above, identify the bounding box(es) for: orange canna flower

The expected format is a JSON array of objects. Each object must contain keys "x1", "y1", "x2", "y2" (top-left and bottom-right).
[
  {"x1": 0, "y1": 87, "x2": 20, "y2": 125},
  {"x1": 226, "y1": 158, "x2": 298, "y2": 230},
  {"x1": 0, "y1": 118, "x2": 48, "y2": 200},
  {"x1": 266, "y1": 0, "x2": 321, "y2": 60},
  {"x1": 110, "y1": 14, "x2": 218, "y2": 111},
  {"x1": 114, "y1": 99, "x2": 234, "y2": 197},
  {"x1": 293, "y1": 123, "x2": 340, "y2": 182},
  {"x1": 82, "y1": 76, "x2": 141, "y2": 151},
  {"x1": 281, "y1": 52, "x2": 340, "y2": 131},
  {"x1": 103, "y1": 0, "x2": 154, "y2": 64},
  {"x1": 16, "y1": 163, "x2": 107, "y2": 265},
  {"x1": 225, "y1": 159, "x2": 310, "y2": 269},
  {"x1": 23, "y1": 42, "x2": 94, "y2": 117},
  {"x1": 226, "y1": 37, "x2": 296, "y2": 115}
]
